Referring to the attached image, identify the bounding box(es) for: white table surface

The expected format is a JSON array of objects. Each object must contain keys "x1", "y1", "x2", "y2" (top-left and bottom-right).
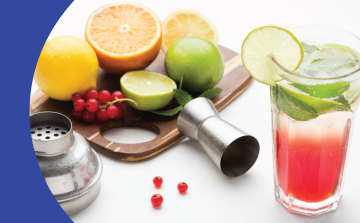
[{"x1": 31, "y1": 0, "x2": 360, "y2": 222}]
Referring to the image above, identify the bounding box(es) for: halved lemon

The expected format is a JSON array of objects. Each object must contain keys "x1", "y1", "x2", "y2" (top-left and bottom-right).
[
  {"x1": 162, "y1": 9, "x2": 218, "y2": 53},
  {"x1": 85, "y1": 2, "x2": 162, "y2": 74},
  {"x1": 241, "y1": 25, "x2": 304, "y2": 86}
]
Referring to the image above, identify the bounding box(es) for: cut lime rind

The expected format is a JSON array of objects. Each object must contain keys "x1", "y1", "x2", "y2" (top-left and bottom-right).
[{"x1": 120, "y1": 71, "x2": 177, "y2": 111}]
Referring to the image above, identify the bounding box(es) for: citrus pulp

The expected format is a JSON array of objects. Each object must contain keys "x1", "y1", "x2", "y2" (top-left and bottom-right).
[
  {"x1": 85, "y1": 2, "x2": 162, "y2": 74},
  {"x1": 120, "y1": 71, "x2": 177, "y2": 111}
]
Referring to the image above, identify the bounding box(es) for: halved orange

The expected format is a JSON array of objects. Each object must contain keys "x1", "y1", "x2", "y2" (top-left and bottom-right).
[
  {"x1": 162, "y1": 9, "x2": 218, "y2": 53},
  {"x1": 85, "y1": 2, "x2": 162, "y2": 74}
]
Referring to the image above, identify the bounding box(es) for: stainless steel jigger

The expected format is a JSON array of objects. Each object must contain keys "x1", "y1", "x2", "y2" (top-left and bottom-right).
[
  {"x1": 30, "y1": 112, "x2": 102, "y2": 215},
  {"x1": 177, "y1": 97, "x2": 260, "y2": 177}
]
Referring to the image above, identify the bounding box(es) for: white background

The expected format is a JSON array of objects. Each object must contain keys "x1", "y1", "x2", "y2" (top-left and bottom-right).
[{"x1": 31, "y1": 0, "x2": 360, "y2": 222}]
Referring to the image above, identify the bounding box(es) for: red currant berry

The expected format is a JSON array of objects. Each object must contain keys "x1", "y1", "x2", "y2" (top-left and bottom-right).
[
  {"x1": 151, "y1": 194, "x2": 163, "y2": 207},
  {"x1": 99, "y1": 90, "x2": 112, "y2": 103},
  {"x1": 153, "y1": 176, "x2": 163, "y2": 187},
  {"x1": 74, "y1": 99, "x2": 86, "y2": 112},
  {"x1": 72, "y1": 109, "x2": 83, "y2": 119},
  {"x1": 106, "y1": 105, "x2": 120, "y2": 119},
  {"x1": 112, "y1": 91, "x2": 125, "y2": 106},
  {"x1": 96, "y1": 108, "x2": 108, "y2": 122},
  {"x1": 113, "y1": 106, "x2": 124, "y2": 119},
  {"x1": 85, "y1": 89, "x2": 99, "y2": 100},
  {"x1": 177, "y1": 182, "x2": 188, "y2": 193},
  {"x1": 82, "y1": 111, "x2": 95, "y2": 122},
  {"x1": 72, "y1": 93, "x2": 81, "y2": 102},
  {"x1": 86, "y1": 99, "x2": 99, "y2": 112}
]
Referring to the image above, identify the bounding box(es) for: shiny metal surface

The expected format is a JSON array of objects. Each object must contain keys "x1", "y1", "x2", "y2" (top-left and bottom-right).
[
  {"x1": 30, "y1": 112, "x2": 73, "y2": 156},
  {"x1": 177, "y1": 98, "x2": 219, "y2": 140},
  {"x1": 177, "y1": 97, "x2": 260, "y2": 177},
  {"x1": 30, "y1": 112, "x2": 102, "y2": 216},
  {"x1": 59, "y1": 180, "x2": 101, "y2": 216}
]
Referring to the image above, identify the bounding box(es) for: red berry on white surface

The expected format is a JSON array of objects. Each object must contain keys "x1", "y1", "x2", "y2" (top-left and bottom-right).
[
  {"x1": 177, "y1": 182, "x2": 188, "y2": 193},
  {"x1": 153, "y1": 176, "x2": 163, "y2": 187},
  {"x1": 151, "y1": 194, "x2": 163, "y2": 207}
]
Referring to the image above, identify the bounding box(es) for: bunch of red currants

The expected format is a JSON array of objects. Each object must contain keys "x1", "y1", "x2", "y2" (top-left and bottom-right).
[{"x1": 72, "y1": 89, "x2": 127, "y2": 122}]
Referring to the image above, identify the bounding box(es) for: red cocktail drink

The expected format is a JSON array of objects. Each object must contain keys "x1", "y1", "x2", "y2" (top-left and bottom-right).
[
  {"x1": 269, "y1": 26, "x2": 360, "y2": 216},
  {"x1": 274, "y1": 111, "x2": 351, "y2": 203}
]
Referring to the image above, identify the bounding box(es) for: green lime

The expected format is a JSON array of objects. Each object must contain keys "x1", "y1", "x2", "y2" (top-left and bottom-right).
[
  {"x1": 278, "y1": 82, "x2": 343, "y2": 113},
  {"x1": 241, "y1": 25, "x2": 304, "y2": 86},
  {"x1": 165, "y1": 36, "x2": 224, "y2": 92},
  {"x1": 120, "y1": 71, "x2": 177, "y2": 111}
]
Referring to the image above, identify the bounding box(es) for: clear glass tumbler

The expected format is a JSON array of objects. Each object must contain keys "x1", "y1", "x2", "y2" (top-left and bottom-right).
[{"x1": 271, "y1": 26, "x2": 360, "y2": 216}]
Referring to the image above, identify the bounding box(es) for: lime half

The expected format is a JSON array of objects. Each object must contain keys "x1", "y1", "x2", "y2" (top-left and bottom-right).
[
  {"x1": 120, "y1": 71, "x2": 177, "y2": 111},
  {"x1": 241, "y1": 25, "x2": 304, "y2": 86}
]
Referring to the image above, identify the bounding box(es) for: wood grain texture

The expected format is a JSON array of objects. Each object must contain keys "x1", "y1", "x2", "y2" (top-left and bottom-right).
[{"x1": 30, "y1": 45, "x2": 251, "y2": 161}]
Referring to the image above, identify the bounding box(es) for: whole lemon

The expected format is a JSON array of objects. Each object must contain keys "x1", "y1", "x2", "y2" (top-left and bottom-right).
[
  {"x1": 35, "y1": 36, "x2": 99, "y2": 101},
  {"x1": 165, "y1": 37, "x2": 224, "y2": 92}
]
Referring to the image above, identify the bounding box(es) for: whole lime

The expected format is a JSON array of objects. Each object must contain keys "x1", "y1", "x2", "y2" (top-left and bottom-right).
[{"x1": 165, "y1": 37, "x2": 224, "y2": 92}]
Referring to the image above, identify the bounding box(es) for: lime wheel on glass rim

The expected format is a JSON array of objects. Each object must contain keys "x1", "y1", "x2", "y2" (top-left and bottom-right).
[{"x1": 241, "y1": 25, "x2": 304, "y2": 86}]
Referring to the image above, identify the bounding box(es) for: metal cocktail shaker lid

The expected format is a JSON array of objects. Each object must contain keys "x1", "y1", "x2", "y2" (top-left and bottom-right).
[
  {"x1": 177, "y1": 98, "x2": 260, "y2": 177},
  {"x1": 30, "y1": 112, "x2": 102, "y2": 216}
]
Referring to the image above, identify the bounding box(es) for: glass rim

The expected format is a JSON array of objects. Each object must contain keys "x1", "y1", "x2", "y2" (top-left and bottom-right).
[{"x1": 273, "y1": 25, "x2": 360, "y2": 81}]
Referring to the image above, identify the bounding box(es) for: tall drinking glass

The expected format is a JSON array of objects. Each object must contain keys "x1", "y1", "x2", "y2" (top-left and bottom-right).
[{"x1": 271, "y1": 26, "x2": 360, "y2": 216}]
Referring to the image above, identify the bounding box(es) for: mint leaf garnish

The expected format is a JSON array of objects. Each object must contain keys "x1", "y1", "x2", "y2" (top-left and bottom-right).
[
  {"x1": 301, "y1": 42, "x2": 318, "y2": 54},
  {"x1": 151, "y1": 105, "x2": 184, "y2": 116},
  {"x1": 173, "y1": 89, "x2": 192, "y2": 106},
  {"x1": 334, "y1": 95, "x2": 352, "y2": 112},
  {"x1": 308, "y1": 58, "x2": 358, "y2": 71},
  {"x1": 152, "y1": 87, "x2": 223, "y2": 116},
  {"x1": 198, "y1": 88, "x2": 223, "y2": 99},
  {"x1": 275, "y1": 85, "x2": 318, "y2": 121},
  {"x1": 291, "y1": 82, "x2": 350, "y2": 98}
]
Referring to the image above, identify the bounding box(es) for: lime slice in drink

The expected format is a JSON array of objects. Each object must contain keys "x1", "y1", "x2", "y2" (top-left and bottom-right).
[
  {"x1": 321, "y1": 44, "x2": 353, "y2": 59},
  {"x1": 241, "y1": 25, "x2": 304, "y2": 86},
  {"x1": 279, "y1": 82, "x2": 343, "y2": 112},
  {"x1": 345, "y1": 86, "x2": 360, "y2": 104},
  {"x1": 120, "y1": 71, "x2": 177, "y2": 111},
  {"x1": 323, "y1": 43, "x2": 360, "y2": 60},
  {"x1": 274, "y1": 82, "x2": 343, "y2": 121}
]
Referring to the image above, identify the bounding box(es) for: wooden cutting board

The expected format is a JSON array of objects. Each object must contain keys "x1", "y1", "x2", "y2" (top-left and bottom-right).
[{"x1": 30, "y1": 45, "x2": 251, "y2": 161}]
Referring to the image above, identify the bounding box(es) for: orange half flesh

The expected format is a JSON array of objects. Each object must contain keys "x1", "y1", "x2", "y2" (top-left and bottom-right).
[{"x1": 85, "y1": 2, "x2": 162, "y2": 74}]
